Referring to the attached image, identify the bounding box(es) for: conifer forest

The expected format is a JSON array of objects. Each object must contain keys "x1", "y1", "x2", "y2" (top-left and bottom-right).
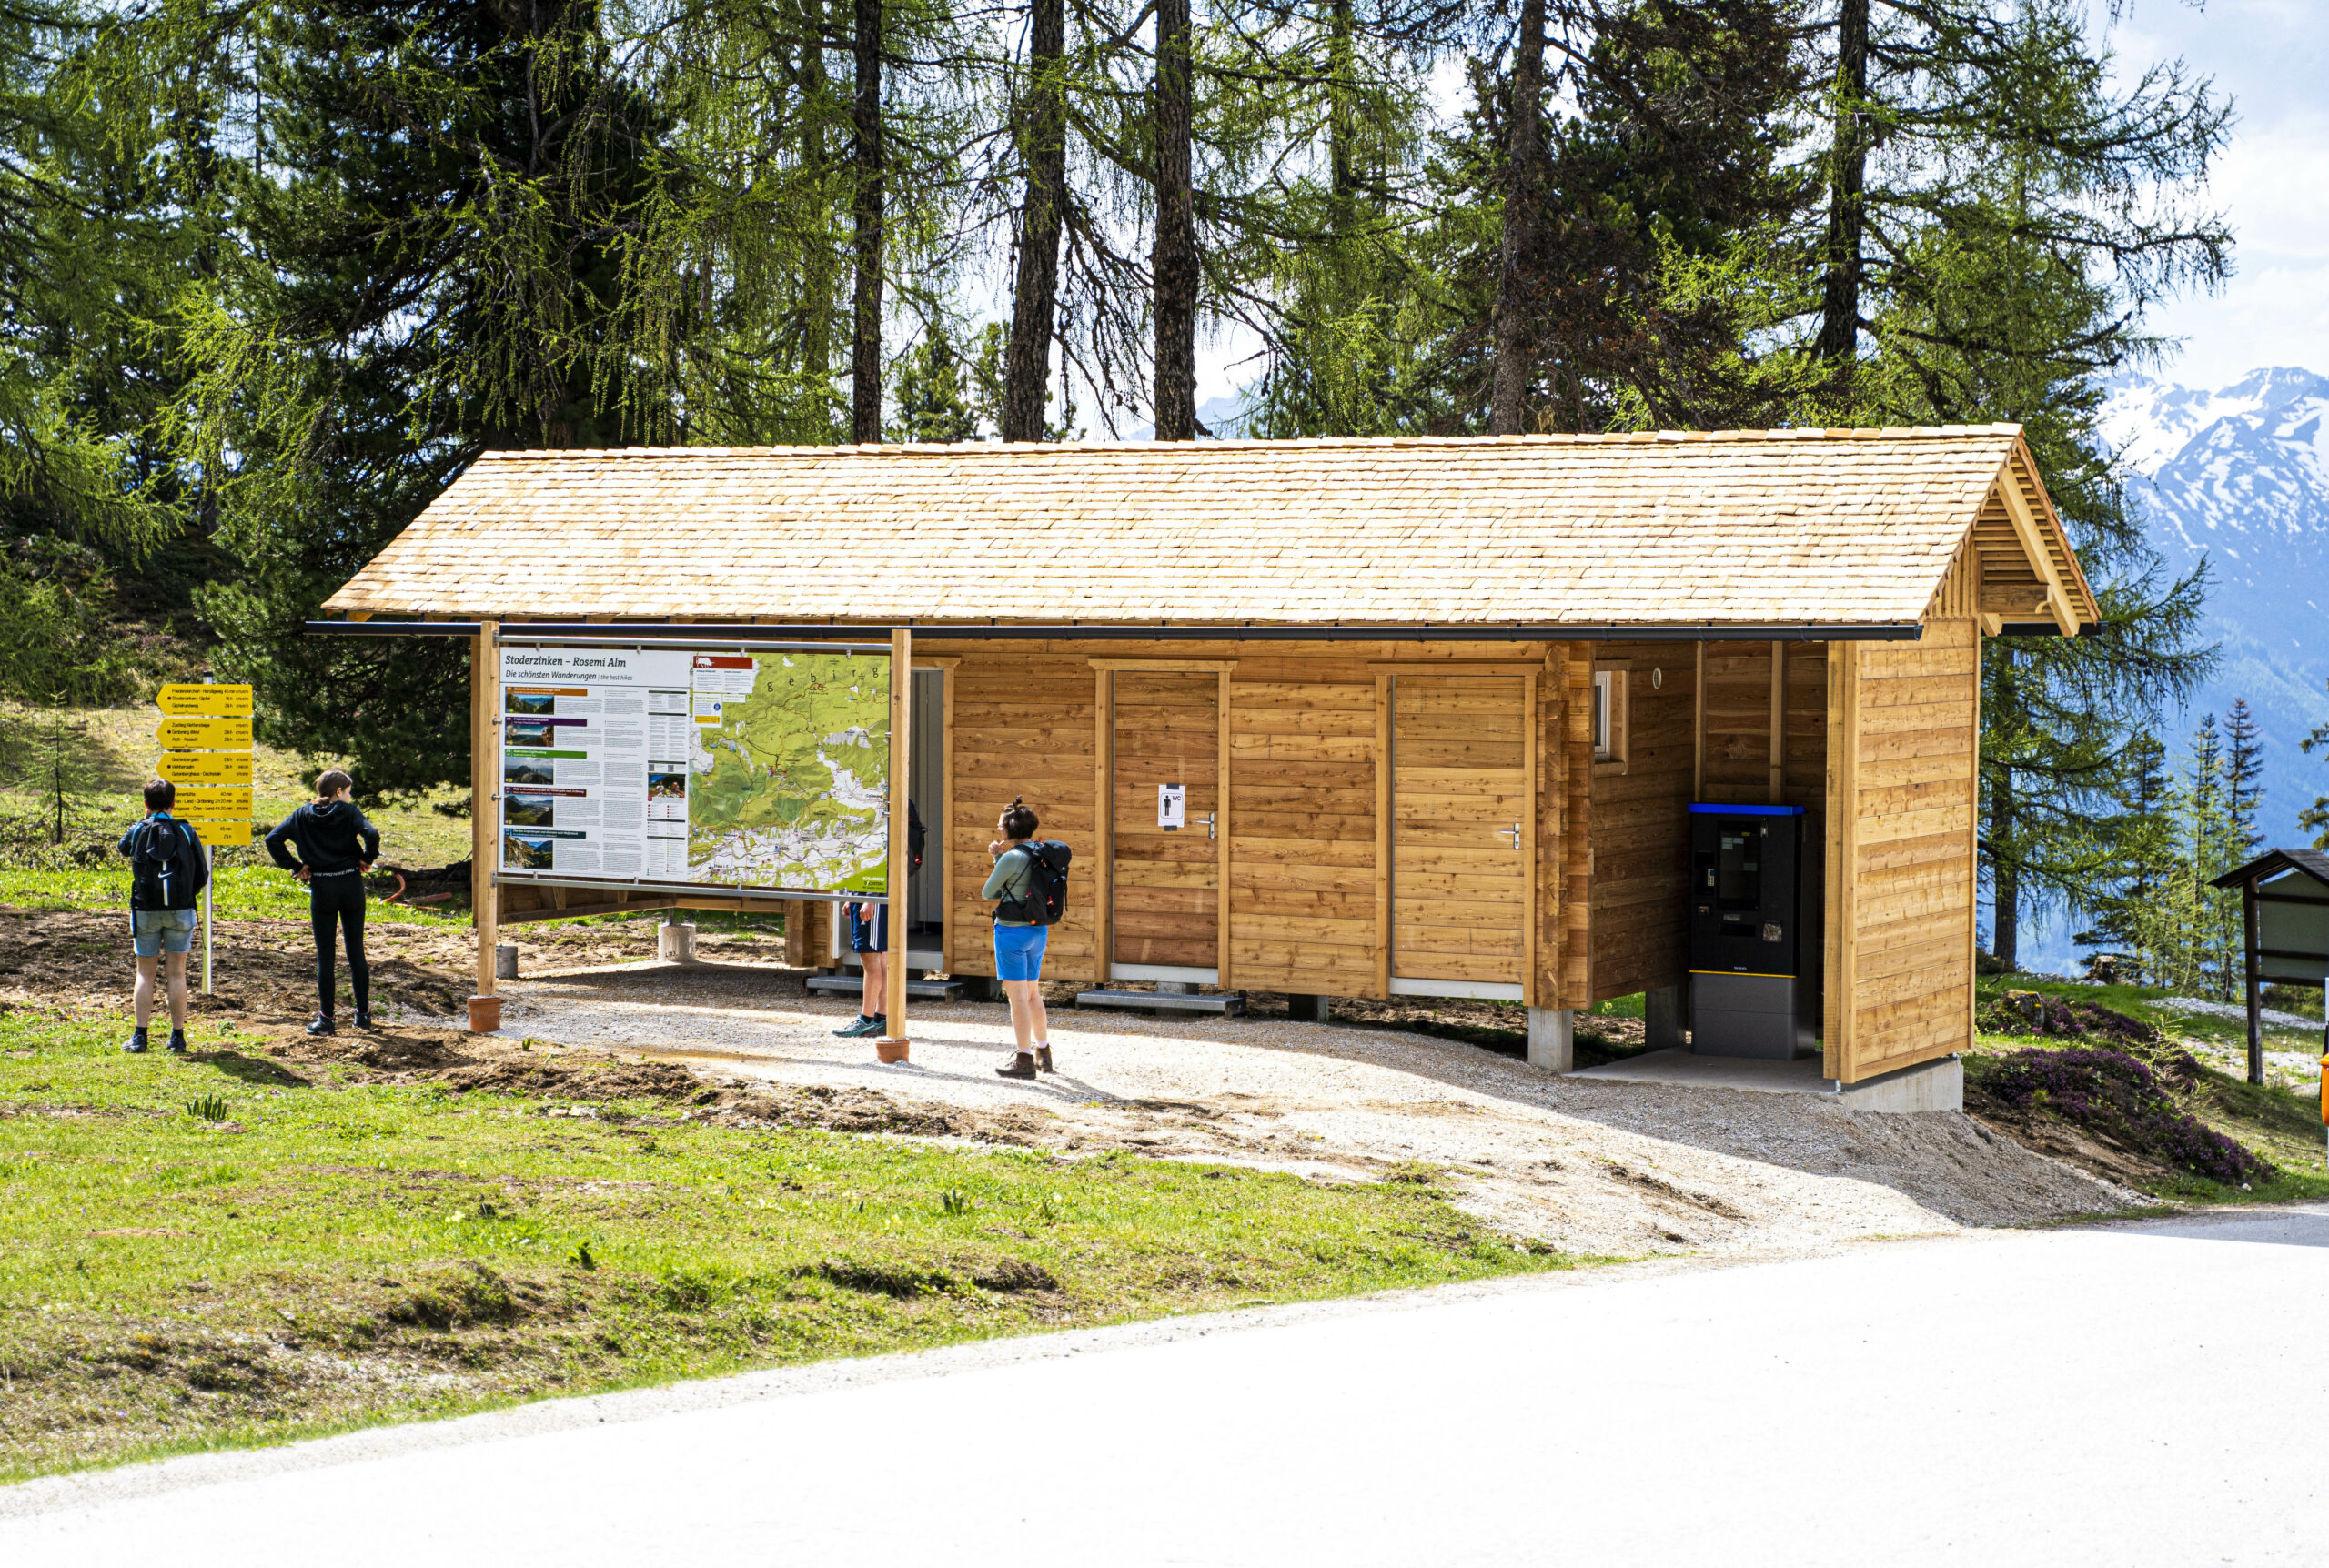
[{"x1": 0, "y1": 0, "x2": 2288, "y2": 976}]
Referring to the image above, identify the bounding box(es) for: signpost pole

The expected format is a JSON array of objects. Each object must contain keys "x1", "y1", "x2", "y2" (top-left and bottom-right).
[
  {"x1": 203, "y1": 846, "x2": 214, "y2": 996},
  {"x1": 2245, "y1": 877, "x2": 2263, "y2": 1086},
  {"x1": 882, "y1": 627, "x2": 912, "y2": 1056},
  {"x1": 470, "y1": 620, "x2": 501, "y2": 1031}
]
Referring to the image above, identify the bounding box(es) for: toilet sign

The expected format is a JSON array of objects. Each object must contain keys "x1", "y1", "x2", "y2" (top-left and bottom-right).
[{"x1": 1158, "y1": 783, "x2": 1185, "y2": 830}]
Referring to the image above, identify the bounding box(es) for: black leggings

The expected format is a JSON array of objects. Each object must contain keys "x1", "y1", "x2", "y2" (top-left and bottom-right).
[{"x1": 311, "y1": 873, "x2": 369, "y2": 1017}]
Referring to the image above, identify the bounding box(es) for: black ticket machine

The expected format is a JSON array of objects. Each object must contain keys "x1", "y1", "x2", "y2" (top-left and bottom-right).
[{"x1": 1688, "y1": 804, "x2": 1818, "y2": 1060}]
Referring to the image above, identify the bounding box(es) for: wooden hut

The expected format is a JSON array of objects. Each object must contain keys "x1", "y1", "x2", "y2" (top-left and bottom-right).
[{"x1": 318, "y1": 426, "x2": 2097, "y2": 1090}]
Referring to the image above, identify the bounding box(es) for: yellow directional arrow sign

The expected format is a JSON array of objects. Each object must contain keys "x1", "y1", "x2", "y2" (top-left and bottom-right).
[
  {"x1": 168, "y1": 786, "x2": 253, "y2": 817},
  {"x1": 156, "y1": 715, "x2": 254, "y2": 749},
  {"x1": 156, "y1": 683, "x2": 254, "y2": 718},
  {"x1": 181, "y1": 819, "x2": 253, "y2": 848},
  {"x1": 157, "y1": 751, "x2": 254, "y2": 785}
]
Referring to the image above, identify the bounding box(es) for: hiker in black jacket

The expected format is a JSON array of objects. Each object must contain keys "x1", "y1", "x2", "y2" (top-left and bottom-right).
[
  {"x1": 118, "y1": 779, "x2": 208, "y2": 1055},
  {"x1": 265, "y1": 769, "x2": 381, "y2": 1035}
]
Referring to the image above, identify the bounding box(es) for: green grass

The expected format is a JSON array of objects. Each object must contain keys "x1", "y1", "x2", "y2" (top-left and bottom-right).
[
  {"x1": 1965, "y1": 973, "x2": 2329, "y2": 1207},
  {"x1": 1973, "y1": 973, "x2": 2324, "y2": 1057},
  {"x1": 0, "y1": 1010, "x2": 1586, "y2": 1481},
  {"x1": 0, "y1": 862, "x2": 471, "y2": 926}
]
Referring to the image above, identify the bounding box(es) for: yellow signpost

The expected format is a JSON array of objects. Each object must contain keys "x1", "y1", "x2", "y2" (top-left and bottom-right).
[
  {"x1": 157, "y1": 683, "x2": 255, "y2": 718},
  {"x1": 156, "y1": 715, "x2": 254, "y2": 749},
  {"x1": 169, "y1": 787, "x2": 254, "y2": 818},
  {"x1": 157, "y1": 751, "x2": 255, "y2": 785},
  {"x1": 155, "y1": 683, "x2": 255, "y2": 995}
]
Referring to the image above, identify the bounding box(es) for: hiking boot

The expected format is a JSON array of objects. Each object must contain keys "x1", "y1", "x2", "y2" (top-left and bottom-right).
[
  {"x1": 306, "y1": 1014, "x2": 337, "y2": 1037},
  {"x1": 995, "y1": 1051, "x2": 1038, "y2": 1081},
  {"x1": 835, "y1": 1013, "x2": 884, "y2": 1039},
  {"x1": 166, "y1": 1030, "x2": 188, "y2": 1055},
  {"x1": 1035, "y1": 1045, "x2": 1054, "y2": 1073},
  {"x1": 353, "y1": 1010, "x2": 373, "y2": 1030},
  {"x1": 123, "y1": 1030, "x2": 149, "y2": 1055}
]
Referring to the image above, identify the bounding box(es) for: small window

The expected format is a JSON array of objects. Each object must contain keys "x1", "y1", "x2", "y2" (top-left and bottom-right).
[{"x1": 1593, "y1": 668, "x2": 1629, "y2": 769}]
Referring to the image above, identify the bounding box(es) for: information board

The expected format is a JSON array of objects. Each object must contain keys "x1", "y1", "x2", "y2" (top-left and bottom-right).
[{"x1": 498, "y1": 643, "x2": 890, "y2": 896}]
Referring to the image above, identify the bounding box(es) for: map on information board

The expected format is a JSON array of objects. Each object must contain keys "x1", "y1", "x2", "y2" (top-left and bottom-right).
[
  {"x1": 498, "y1": 644, "x2": 890, "y2": 895},
  {"x1": 687, "y1": 652, "x2": 890, "y2": 892}
]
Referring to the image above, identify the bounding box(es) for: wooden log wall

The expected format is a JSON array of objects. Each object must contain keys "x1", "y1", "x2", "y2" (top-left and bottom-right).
[
  {"x1": 1586, "y1": 644, "x2": 1696, "y2": 1003},
  {"x1": 944, "y1": 648, "x2": 1103, "y2": 981},
  {"x1": 1228, "y1": 660, "x2": 1378, "y2": 993},
  {"x1": 926, "y1": 639, "x2": 1592, "y2": 1002},
  {"x1": 1822, "y1": 614, "x2": 1981, "y2": 1082}
]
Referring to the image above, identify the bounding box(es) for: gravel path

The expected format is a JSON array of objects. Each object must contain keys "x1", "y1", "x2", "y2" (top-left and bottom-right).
[
  {"x1": 407, "y1": 958, "x2": 2138, "y2": 1261},
  {"x1": 2155, "y1": 994, "x2": 2321, "y2": 1030}
]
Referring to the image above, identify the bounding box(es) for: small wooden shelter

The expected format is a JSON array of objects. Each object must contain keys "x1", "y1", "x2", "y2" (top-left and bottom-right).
[
  {"x1": 319, "y1": 426, "x2": 2097, "y2": 1086},
  {"x1": 2212, "y1": 848, "x2": 2329, "y2": 1084}
]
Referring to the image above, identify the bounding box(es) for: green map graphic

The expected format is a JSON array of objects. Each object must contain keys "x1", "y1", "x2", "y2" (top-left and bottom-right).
[{"x1": 689, "y1": 654, "x2": 891, "y2": 891}]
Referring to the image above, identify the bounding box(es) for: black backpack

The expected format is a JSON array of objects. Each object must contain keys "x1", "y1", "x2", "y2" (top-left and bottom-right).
[
  {"x1": 908, "y1": 800, "x2": 926, "y2": 874},
  {"x1": 132, "y1": 817, "x2": 208, "y2": 910},
  {"x1": 1001, "y1": 840, "x2": 1072, "y2": 926}
]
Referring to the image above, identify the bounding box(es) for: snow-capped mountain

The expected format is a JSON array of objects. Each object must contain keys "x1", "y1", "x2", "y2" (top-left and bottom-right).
[{"x1": 2097, "y1": 366, "x2": 2329, "y2": 850}]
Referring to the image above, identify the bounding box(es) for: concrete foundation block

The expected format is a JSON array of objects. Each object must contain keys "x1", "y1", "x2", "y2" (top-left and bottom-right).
[
  {"x1": 1527, "y1": 1007, "x2": 1575, "y2": 1073},
  {"x1": 1838, "y1": 1055, "x2": 1964, "y2": 1113},
  {"x1": 1287, "y1": 993, "x2": 1332, "y2": 1023},
  {"x1": 1644, "y1": 983, "x2": 1686, "y2": 1050},
  {"x1": 494, "y1": 943, "x2": 519, "y2": 980},
  {"x1": 658, "y1": 922, "x2": 698, "y2": 964}
]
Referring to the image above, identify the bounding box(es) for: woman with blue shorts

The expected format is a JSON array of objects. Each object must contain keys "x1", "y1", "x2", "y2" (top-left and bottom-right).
[{"x1": 983, "y1": 799, "x2": 1052, "y2": 1080}]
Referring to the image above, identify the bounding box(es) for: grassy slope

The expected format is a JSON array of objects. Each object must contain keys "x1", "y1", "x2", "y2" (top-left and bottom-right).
[
  {"x1": 1969, "y1": 974, "x2": 2329, "y2": 1206},
  {"x1": 0, "y1": 1010, "x2": 1582, "y2": 1483}
]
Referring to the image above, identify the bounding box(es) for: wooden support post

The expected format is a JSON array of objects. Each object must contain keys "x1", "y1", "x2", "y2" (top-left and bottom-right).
[
  {"x1": 1374, "y1": 670, "x2": 1392, "y2": 1000},
  {"x1": 1768, "y1": 639, "x2": 1785, "y2": 805},
  {"x1": 1094, "y1": 668, "x2": 1114, "y2": 984},
  {"x1": 1216, "y1": 666, "x2": 1233, "y2": 988},
  {"x1": 1692, "y1": 640, "x2": 1706, "y2": 800},
  {"x1": 2245, "y1": 877, "x2": 2263, "y2": 1086},
  {"x1": 882, "y1": 628, "x2": 912, "y2": 1053},
  {"x1": 469, "y1": 620, "x2": 501, "y2": 1031}
]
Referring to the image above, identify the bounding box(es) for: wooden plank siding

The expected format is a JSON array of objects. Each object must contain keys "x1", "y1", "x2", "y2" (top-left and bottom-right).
[
  {"x1": 943, "y1": 648, "x2": 1102, "y2": 980},
  {"x1": 1228, "y1": 678, "x2": 1379, "y2": 991},
  {"x1": 1822, "y1": 617, "x2": 1981, "y2": 1081},
  {"x1": 1586, "y1": 643, "x2": 1697, "y2": 1003}
]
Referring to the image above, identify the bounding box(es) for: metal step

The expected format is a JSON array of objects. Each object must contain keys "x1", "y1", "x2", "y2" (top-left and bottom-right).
[
  {"x1": 807, "y1": 974, "x2": 966, "y2": 1001},
  {"x1": 1074, "y1": 988, "x2": 1246, "y2": 1016}
]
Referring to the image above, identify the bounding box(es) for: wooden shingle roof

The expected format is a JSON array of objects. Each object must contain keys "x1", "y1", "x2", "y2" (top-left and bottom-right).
[{"x1": 323, "y1": 427, "x2": 2098, "y2": 630}]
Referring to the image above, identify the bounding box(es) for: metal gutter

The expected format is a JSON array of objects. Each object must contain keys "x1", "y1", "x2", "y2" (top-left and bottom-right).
[{"x1": 306, "y1": 618, "x2": 1925, "y2": 644}]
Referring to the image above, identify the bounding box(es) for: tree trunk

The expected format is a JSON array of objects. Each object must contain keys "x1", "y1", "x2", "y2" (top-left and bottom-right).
[
  {"x1": 1003, "y1": 0, "x2": 1067, "y2": 442},
  {"x1": 1488, "y1": 0, "x2": 1546, "y2": 436},
  {"x1": 801, "y1": 0, "x2": 834, "y2": 390},
  {"x1": 850, "y1": 0, "x2": 884, "y2": 444},
  {"x1": 1152, "y1": 0, "x2": 1197, "y2": 441},
  {"x1": 1328, "y1": 0, "x2": 1356, "y2": 236},
  {"x1": 1991, "y1": 769, "x2": 2019, "y2": 971},
  {"x1": 1816, "y1": 0, "x2": 1870, "y2": 364}
]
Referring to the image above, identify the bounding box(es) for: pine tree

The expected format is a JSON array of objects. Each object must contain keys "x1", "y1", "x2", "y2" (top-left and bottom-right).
[
  {"x1": 892, "y1": 324, "x2": 979, "y2": 443},
  {"x1": 2223, "y1": 697, "x2": 2264, "y2": 863}
]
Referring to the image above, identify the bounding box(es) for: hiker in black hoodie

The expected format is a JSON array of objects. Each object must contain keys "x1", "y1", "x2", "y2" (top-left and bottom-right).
[{"x1": 265, "y1": 769, "x2": 381, "y2": 1034}]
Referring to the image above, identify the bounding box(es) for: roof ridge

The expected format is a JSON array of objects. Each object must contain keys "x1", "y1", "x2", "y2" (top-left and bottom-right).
[{"x1": 470, "y1": 424, "x2": 2027, "y2": 460}]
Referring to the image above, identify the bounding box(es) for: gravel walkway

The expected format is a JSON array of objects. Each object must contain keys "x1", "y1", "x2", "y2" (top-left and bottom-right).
[
  {"x1": 407, "y1": 958, "x2": 2138, "y2": 1261},
  {"x1": 2155, "y1": 994, "x2": 2321, "y2": 1030}
]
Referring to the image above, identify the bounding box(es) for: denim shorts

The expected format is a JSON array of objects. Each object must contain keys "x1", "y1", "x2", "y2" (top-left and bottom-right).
[
  {"x1": 993, "y1": 923, "x2": 1048, "y2": 982},
  {"x1": 132, "y1": 907, "x2": 197, "y2": 958}
]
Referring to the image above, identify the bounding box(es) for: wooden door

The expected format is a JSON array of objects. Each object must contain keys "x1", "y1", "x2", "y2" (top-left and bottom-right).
[
  {"x1": 1391, "y1": 674, "x2": 1531, "y2": 1000},
  {"x1": 1112, "y1": 672, "x2": 1223, "y2": 980}
]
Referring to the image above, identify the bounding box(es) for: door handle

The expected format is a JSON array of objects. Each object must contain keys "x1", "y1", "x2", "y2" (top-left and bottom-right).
[
  {"x1": 1503, "y1": 820, "x2": 1522, "y2": 849},
  {"x1": 1198, "y1": 813, "x2": 1216, "y2": 840}
]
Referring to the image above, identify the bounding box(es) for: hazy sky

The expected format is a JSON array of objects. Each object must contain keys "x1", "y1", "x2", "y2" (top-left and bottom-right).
[{"x1": 2108, "y1": 0, "x2": 2329, "y2": 389}]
